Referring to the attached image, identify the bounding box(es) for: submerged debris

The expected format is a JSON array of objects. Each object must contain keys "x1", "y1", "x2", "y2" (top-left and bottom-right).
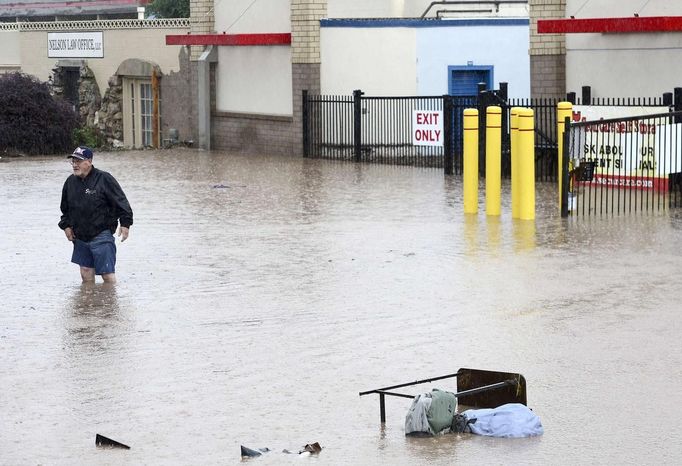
[
  {"x1": 240, "y1": 445, "x2": 271, "y2": 457},
  {"x1": 95, "y1": 434, "x2": 130, "y2": 449},
  {"x1": 241, "y1": 442, "x2": 323, "y2": 458}
]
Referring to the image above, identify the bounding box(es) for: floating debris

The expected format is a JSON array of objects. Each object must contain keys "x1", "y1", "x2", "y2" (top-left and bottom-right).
[
  {"x1": 240, "y1": 445, "x2": 270, "y2": 457},
  {"x1": 241, "y1": 442, "x2": 322, "y2": 458},
  {"x1": 300, "y1": 442, "x2": 322, "y2": 454},
  {"x1": 95, "y1": 434, "x2": 130, "y2": 449}
]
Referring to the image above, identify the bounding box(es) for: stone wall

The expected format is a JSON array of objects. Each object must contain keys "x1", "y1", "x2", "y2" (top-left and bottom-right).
[
  {"x1": 78, "y1": 65, "x2": 101, "y2": 127},
  {"x1": 160, "y1": 46, "x2": 196, "y2": 145},
  {"x1": 529, "y1": 0, "x2": 566, "y2": 99},
  {"x1": 96, "y1": 74, "x2": 124, "y2": 146}
]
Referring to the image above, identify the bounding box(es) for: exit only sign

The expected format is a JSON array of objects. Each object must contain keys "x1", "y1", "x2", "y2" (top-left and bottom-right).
[{"x1": 412, "y1": 110, "x2": 443, "y2": 146}]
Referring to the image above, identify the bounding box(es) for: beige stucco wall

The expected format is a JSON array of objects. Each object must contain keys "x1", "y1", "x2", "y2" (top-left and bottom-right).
[
  {"x1": 0, "y1": 31, "x2": 21, "y2": 72},
  {"x1": 320, "y1": 27, "x2": 417, "y2": 95},
  {"x1": 214, "y1": 0, "x2": 290, "y2": 33},
  {"x1": 213, "y1": 0, "x2": 293, "y2": 115},
  {"x1": 565, "y1": 0, "x2": 682, "y2": 96},
  {"x1": 216, "y1": 46, "x2": 294, "y2": 116},
  {"x1": 18, "y1": 28, "x2": 185, "y2": 90},
  {"x1": 327, "y1": 0, "x2": 528, "y2": 18},
  {"x1": 565, "y1": 0, "x2": 679, "y2": 17}
]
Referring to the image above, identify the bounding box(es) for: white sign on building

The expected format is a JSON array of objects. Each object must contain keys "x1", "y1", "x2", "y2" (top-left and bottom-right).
[
  {"x1": 412, "y1": 110, "x2": 443, "y2": 146},
  {"x1": 572, "y1": 105, "x2": 681, "y2": 191},
  {"x1": 47, "y1": 32, "x2": 104, "y2": 58}
]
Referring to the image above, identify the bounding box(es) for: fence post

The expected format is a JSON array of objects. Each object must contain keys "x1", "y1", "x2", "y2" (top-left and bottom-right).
[
  {"x1": 498, "y1": 82, "x2": 508, "y2": 100},
  {"x1": 663, "y1": 92, "x2": 673, "y2": 107},
  {"x1": 353, "y1": 89, "x2": 363, "y2": 162},
  {"x1": 581, "y1": 86, "x2": 591, "y2": 105},
  {"x1": 674, "y1": 88, "x2": 682, "y2": 124},
  {"x1": 557, "y1": 102, "x2": 573, "y2": 211},
  {"x1": 443, "y1": 95, "x2": 454, "y2": 175},
  {"x1": 478, "y1": 85, "x2": 489, "y2": 175},
  {"x1": 561, "y1": 116, "x2": 571, "y2": 218},
  {"x1": 302, "y1": 90, "x2": 309, "y2": 158}
]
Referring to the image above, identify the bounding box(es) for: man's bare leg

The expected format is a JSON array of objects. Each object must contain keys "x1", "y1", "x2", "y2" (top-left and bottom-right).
[
  {"x1": 80, "y1": 266, "x2": 96, "y2": 283},
  {"x1": 102, "y1": 273, "x2": 117, "y2": 284}
]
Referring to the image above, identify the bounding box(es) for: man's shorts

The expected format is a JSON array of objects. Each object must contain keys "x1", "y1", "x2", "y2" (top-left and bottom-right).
[{"x1": 71, "y1": 230, "x2": 117, "y2": 275}]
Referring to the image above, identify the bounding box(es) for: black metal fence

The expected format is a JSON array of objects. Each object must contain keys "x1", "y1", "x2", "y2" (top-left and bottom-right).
[
  {"x1": 562, "y1": 110, "x2": 682, "y2": 216},
  {"x1": 302, "y1": 86, "x2": 673, "y2": 183}
]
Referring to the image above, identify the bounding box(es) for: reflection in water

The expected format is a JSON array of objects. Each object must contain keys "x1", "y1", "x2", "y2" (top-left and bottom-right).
[
  {"x1": 62, "y1": 282, "x2": 131, "y2": 415},
  {"x1": 65, "y1": 282, "x2": 123, "y2": 354},
  {"x1": 513, "y1": 219, "x2": 537, "y2": 252},
  {"x1": 2, "y1": 150, "x2": 682, "y2": 465},
  {"x1": 486, "y1": 215, "x2": 502, "y2": 253},
  {"x1": 464, "y1": 213, "x2": 479, "y2": 255}
]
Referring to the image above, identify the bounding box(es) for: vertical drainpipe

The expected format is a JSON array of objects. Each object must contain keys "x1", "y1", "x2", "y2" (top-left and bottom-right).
[{"x1": 198, "y1": 45, "x2": 217, "y2": 150}]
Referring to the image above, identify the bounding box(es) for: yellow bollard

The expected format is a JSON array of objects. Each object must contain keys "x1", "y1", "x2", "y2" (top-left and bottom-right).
[
  {"x1": 510, "y1": 107, "x2": 523, "y2": 219},
  {"x1": 485, "y1": 106, "x2": 502, "y2": 216},
  {"x1": 518, "y1": 108, "x2": 535, "y2": 220},
  {"x1": 557, "y1": 102, "x2": 573, "y2": 209},
  {"x1": 463, "y1": 108, "x2": 479, "y2": 214}
]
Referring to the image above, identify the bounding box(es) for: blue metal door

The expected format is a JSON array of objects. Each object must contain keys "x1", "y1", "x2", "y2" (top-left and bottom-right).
[
  {"x1": 448, "y1": 66, "x2": 493, "y2": 161},
  {"x1": 448, "y1": 66, "x2": 493, "y2": 96}
]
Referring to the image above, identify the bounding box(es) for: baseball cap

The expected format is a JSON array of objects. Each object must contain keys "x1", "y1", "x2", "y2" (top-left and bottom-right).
[{"x1": 69, "y1": 146, "x2": 94, "y2": 160}]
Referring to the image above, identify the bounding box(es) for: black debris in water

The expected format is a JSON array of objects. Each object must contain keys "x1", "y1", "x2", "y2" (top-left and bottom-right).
[{"x1": 95, "y1": 434, "x2": 130, "y2": 449}]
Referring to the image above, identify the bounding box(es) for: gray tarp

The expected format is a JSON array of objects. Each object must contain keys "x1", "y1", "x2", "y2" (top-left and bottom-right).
[
  {"x1": 459, "y1": 403, "x2": 544, "y2": 438},
  {"x1": 405, "y1": 389, "x2": 457, "y2": 435}
]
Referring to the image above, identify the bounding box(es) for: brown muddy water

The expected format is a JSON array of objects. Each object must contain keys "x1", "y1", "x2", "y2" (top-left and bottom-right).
[{"x1": 1, "y1": 148, "x2": 681, "y2": 465}]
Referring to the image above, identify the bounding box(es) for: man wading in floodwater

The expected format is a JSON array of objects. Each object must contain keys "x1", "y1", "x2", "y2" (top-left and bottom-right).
[{"x1": 58, "y1": 146, "x2": 133, "y2": 284}]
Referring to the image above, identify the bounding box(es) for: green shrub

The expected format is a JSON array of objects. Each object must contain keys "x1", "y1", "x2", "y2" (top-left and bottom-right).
[
  {"x1": 73, "y1": 126, "x2": 105, "y2": 148},
  {"x1": 0, "y1": 72, "x2": 79, "y2": 155}
]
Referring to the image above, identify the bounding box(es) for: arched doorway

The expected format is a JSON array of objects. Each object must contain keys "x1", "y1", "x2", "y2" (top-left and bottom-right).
[{"x1": 116, "y1": 59, "x2": 162, "y2": 148}]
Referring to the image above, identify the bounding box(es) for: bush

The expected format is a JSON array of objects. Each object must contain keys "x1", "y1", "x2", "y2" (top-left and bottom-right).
[
  {"x1": 0, "y1": 72, "x2": 79, "y2": 155},
  {"x1": 73, "y1": 125, "x2": 105, "y2": 148},
  {"x1": 146, "y1": 0, "x2": 189, "y2": 18}
]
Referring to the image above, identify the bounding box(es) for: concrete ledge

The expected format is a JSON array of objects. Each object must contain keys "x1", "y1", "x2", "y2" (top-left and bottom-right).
[{"x1": 213, "y1": 111, "x2": 293, "y2": 122}]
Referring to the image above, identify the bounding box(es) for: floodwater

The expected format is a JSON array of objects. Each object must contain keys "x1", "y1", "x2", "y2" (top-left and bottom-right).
[{"x1": 1, "y1": 148, "x2": 681, "y2": 465}]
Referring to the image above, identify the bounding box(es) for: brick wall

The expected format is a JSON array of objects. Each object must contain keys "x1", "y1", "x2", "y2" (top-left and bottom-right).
[
  {"x1": 290, "y1": 1, "x2": 325, "y2": 155},
  {"x1": 529, "y1": 0, "x2": 566, "y2": 98},
  {"x1": 291, "y1": 0, "x2": 326, "y2": 64},
  {"x1": 161, "y1": 46, "x2": 196, "y2": 144},
  {"x1": 189, "y1": 0, "x2": 214, "y2": 60}
]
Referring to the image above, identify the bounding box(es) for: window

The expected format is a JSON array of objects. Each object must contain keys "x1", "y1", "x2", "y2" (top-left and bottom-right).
[{"x1": 122, "y1": 78, "x2": 160, "y2": 148}]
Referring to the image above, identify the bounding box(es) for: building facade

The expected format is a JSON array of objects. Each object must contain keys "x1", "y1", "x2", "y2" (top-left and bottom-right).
[
  {"x1": 529, "y1": 0, "x2": 565, "y2": 99},
  {"x1": 174, "y1": 0, "x2": 531, "y2": 155},
  {"x1": 534, "y1": 0, "x2": 682, "y2": 99},
  {"x1": 0, "y1": 18, "x2": 191, "y2": 148},
  {"x1": 0, "y1": 0, "x2": 148, "y2": 22}
]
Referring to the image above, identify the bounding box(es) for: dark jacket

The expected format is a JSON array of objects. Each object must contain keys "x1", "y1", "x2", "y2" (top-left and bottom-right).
[{"x1": 59, "y1": 166, "x2": 133, "y2": 242}]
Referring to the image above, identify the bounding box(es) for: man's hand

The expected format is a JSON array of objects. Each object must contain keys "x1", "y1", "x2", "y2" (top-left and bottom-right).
[
  {"x1": 117, "y1": 226, "x2": 130, "y2": 242},
  {"x1": 64, "y1": 227, "x2": 75, "y2": 241}
]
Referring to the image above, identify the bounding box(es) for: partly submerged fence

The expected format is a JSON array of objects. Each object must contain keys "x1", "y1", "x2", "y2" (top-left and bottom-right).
[
  {"x1": 562, "y1": 110, "x2": 682, "y2": 216},
  {"x1": 302, "y1": 88, "x2": 670, "y2": 182}
]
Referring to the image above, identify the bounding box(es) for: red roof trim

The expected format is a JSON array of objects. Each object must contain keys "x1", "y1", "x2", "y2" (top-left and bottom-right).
[
  {"x1": 166, "y1": 33, "x2": 291, "y2": 46},
  {"x1": 537, "y1": 16, "x2": 682, "y2": 34}
]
